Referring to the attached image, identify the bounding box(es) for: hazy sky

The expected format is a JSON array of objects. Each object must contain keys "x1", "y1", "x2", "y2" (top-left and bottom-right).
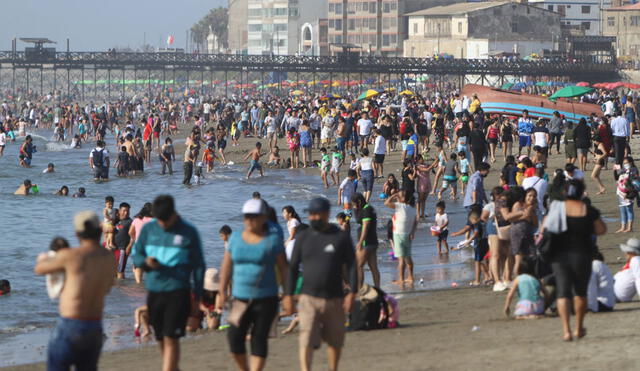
[{"x1": 0, "y1": 0, "x2": 225, "y2": 51}]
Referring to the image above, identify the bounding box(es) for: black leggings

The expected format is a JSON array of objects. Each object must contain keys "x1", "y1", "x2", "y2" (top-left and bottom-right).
[
  {"x1": 471, "y1": 149, "x2": 485, "y2": 170},
  {"x1": 227, "y1": 296, "x2": 278, "y2": 358},
  {"x1": 549, "y1": 133, "x2": 562, "y2": 152},
  {"x1": 613, "y1": 136, "x2": 627, "y2": 165},
  {"x1": 551, "y1": 252, "x2": 592, "y2": 299}
]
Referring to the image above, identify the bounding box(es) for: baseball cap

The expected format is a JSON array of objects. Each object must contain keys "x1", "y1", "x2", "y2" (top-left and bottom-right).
[
  {"x1": 306, "y1": 197, "x2": 331, "y2": 214},
  {"x1": 73, "y1": 211, "x2": 101, "y2": 234},
  {"x1": 204, "y1": 268, "x2": 220, "y2": 291},
  {"x1": 242, "y1": 199, "x2": 266, "y2": 215}
]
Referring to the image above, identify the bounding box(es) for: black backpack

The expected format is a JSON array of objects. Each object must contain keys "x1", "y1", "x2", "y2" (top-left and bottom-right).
[
  {"x1": 92, "y1": 149, "x2": 104, "y2": 167},
  {"x1": 348, "y1": 287, "x2": 389, "y2": 331}
]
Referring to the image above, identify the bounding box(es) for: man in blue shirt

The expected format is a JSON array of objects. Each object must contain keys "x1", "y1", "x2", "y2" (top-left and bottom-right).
[
  {"x1": 517, "y1": 110, "x2": 534, "y2": 157},
  {"x1": 133, "y1": 195, "x2": 205, "y2": 371},
  {"x1": 463, "y1": 162, "x2": 490, "y2": 209},
  {"x1": 405, "y1": 128, "x2": 419, "y2": 162}
]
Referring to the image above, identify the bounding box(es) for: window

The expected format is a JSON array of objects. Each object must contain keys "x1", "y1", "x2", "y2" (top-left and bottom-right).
[
  {"x1": 390, "y1": 34, "x2": 397, "y2": 44},
  {"x1": 582, "y1": 21, "x2": 591, "y2": 30},
  {"x1": 370, "y1": 18, "x2": 377, "y2": 30},
  {"x1": 391, "y1": 2, "x2": 397, "y2": 11},
  {"x1": 383, "y1": 34, "x2": 390, "y2": 46},
  {"x1": 248, "y1": 24, "x2": 262, "y2": 32},
  {"x1": 274, "y1": 24, "x2": 287, "y2": 32},
  {"x1": 607, "y1": 17, "x2": 615, "y2": 26},
  {"x1": 335, "y1": 3, "x2": 342, "y2": 14},
  {"x1": 384, "y1": 2, "x2": 390, "y2": 13},
  {"x1": 413, "y1": 22, "x2": 418, "y2": 34},
  {"x1": 458, "y1": 21, "x2": 462, "y2": 33},
  {"x1": 335, "y1": 19, "x2": 342, "y2": 30},
  {"x1": 391, "y1": 17, "x2": 397, "y2": 28},
  {"x1": 632, "y1": 15, "x2": 640, "y2": 26},
  {"x1": 547, "y1": 5, "x2": 553, "y2": 11},
  {"x1": 363, "y1": 2, "x2": 368, "y2": 11},
  {"x1": 356, "y1": 18, "x2": 362, "y2": 28},
  {"x1": 581, "y1": 5, "x2": 590, "y2": 14},
  {"x1": 289, "y1": 7, "x2": 298, "y2": 17},
  {"x1": 383, "y1": 17, "x2": 390, "y2": 29},
  {"x1": 370, "y1": 2, "x2": 376, "y2": 13},
  {"x1": 336, "y1": 35, "x2": 342, "y2": 44},
  {"x1": 329, "y1": 3, "x2": 334, "y2": 12},
  {"x1": 510, "y1": 22, "x2": 517, "y2": 33},
  {"x1": 557, "y1": 5, "x2": 566, "y2": 16},
  {"x1": 248, "y1": 8, "x2": 262, "y2": 17},
  {"x1": 348, "y1": 19, "x2": 355, "y2": 30},
  {"x1": 329, "y1": 19, "x2": 335, "y2": 28}
]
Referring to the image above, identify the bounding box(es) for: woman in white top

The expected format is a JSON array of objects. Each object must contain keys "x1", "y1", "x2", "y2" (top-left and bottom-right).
[
  {"x1": 282, "y1": 205, "x2": 301, "y2": 243},
  {"x1": 356, "y1": 148, "x2": 375, "y2": 202},
  {"x1": 481, "y1": 187, "x2": 509, "y2": 292}
]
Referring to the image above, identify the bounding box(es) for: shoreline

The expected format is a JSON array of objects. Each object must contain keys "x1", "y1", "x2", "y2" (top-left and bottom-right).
[{"x1": 5, "y1": 128, "x2": 640, "y2": 370}]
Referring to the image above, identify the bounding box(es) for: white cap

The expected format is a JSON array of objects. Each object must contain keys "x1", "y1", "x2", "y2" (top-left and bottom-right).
[{"x1": 242, "y1": 199, "x2": 265, "y2": 215}]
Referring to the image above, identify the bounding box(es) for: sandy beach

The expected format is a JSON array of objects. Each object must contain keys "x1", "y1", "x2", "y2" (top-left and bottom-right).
[{"x1": 6, "y1": 133, "x2": 640, "y2": 371}]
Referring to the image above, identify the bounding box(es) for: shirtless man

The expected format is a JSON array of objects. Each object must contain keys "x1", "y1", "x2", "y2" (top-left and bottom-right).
[
  {"x1": 244, "y1": 141, "x2": 265, "y2": 179},
  {"x1": 34, "y1": 211, "x2": 115, "y2": 370},
  {"x1": 14, "y1": 179, "x2": 34, "y2": 195}
]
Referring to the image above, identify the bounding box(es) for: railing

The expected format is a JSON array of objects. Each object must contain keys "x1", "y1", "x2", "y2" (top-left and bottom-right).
[{"x1": 0, "y1": 51, "x2": 617, "y2": 77}]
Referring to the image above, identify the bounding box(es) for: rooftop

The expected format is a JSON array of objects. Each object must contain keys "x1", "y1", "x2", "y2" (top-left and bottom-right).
[
  {"x1": 405, "y1": 1, "x2": 509, "y2": 16},
  {"x1": 609, "y1": 2, "x2": 640, "y2": 10}
]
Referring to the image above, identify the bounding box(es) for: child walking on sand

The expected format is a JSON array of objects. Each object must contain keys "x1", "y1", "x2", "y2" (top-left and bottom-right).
[
  {"x1": 330, "y1": 146, "x2": 344, "y2": 186},
  {"x1": 438, "y1": 152, "x2": 459, "y2": 200},
  {"x1": 504, "y1": 258, "x2": 549, "y2": 319},
  {"x1": 434, "y1": 201, "x2": 449, "y2": 254},
  {"x1": 102, "y1": 196, "x2": 116, "y2": 249},
  {"x1": 458, "y1": 151, "x2": 470, "y2": 195},
  {"x1": 320, "y1": 147, "x2": 331, "y2": 188}
]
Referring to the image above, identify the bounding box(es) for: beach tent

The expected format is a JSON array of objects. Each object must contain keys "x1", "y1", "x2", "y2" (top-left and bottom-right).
[
  {"x1": 549, "y1": 86, "x2": 594, "y2": 101},
  {"x1": 357, "y1": 89, "x2": 381, "y2": 100}
]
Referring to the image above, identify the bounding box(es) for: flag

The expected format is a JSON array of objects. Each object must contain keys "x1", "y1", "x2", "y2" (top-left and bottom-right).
[{"x1": 167, "y1": 35, "x2": 174, "y2": 46}]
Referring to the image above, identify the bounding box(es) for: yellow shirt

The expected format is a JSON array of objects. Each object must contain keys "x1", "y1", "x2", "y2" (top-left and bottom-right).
[
  {"x1": 516, "y1": 163, "x2": 525, "y2": 186},
  {"x1": 469, "y1": 99, "x2": 481, "y2": 113}
]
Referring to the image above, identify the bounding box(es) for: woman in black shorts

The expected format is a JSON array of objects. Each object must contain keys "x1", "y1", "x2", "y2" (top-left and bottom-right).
[
  {"x1": 543, "y1": 179, "x2": 606, "y2": 341},
  {"x1": 501, "y1": 119, "x2": 515, "y2": 161}
]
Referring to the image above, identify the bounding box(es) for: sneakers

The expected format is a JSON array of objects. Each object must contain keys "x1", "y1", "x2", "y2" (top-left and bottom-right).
[{"x1": 493, "y1": 282, "x2": 508, "y2": 292}]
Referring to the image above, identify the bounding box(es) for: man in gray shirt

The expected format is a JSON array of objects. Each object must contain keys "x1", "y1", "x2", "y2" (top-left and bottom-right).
[
  {"x1": 548, "y1": 111, "x2": 564, "y2": 155},
  {"x1": 611, "y1": 110, "x2": 630, "y2": 165}
]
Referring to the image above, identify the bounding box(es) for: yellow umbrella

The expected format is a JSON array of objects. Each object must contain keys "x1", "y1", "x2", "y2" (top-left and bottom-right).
[
  {"x1": 357, "y1": 89, "x2": 381, "y2": 100},
  {"x1": 399, "y1": 89, "x2": 414, "y2": 96},
  {"x1": 331, "y1": 81, "x2": 341, "y2": 87},
  {"x1": 291, "y1": 90, "x2": 305, "y2": 96}
]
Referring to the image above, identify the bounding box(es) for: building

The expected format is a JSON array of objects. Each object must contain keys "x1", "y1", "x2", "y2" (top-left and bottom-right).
[
  {"x1": 529, "y1": 0, "x2": 612, "y2": 36},
  {"x1": 245, "y1": 0, "x2": 327, "y2": 55},
  {"x1": 403, "y1": 1, "x2": 561, "y2": 58},
  {"x1": 603, "y1": 3, "x2": 640, "y2": 58},
  {"x1": 228, "y1": 0, "x2": 248, "y2": 54},
  {"x1": 300, "y1": 19, "x2": 330, "y2": 56},
  {"x1": 327, "y1": 0, "x2": 462, "y2": 57}
]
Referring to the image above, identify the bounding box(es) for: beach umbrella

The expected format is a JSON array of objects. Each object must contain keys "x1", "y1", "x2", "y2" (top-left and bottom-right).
[
  {"x1": 319, "y1": 93, "x2": 341, "y2": 100},
  {"x1": 623, "y1": 82, "x2": 640, "y2": 89},
  {"x1": 549, "y1": 86, "x2": 594, "y2": 101},
  {"x1": 399, "y1": 89, "x2": 414, "y2": 96},
  {"x1": 291, "y1": 90, "x2": 305, "y2": 96},
  {"x1": 576, "y1": 82, "x2": 590, "y2": 87},
  {"x1": 357, "y1": 89, "x2": 381, "y2": 100}
]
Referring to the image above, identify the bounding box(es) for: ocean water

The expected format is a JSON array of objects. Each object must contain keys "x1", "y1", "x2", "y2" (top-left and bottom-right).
[{"x1": 0, "y1": 131, "x2": 474, "y2": 367}]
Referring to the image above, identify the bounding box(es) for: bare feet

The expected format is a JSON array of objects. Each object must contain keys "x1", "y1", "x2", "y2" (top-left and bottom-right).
[
  {"x1": 574, "y1": 327, "x2": 587, "y2": 339},
  {"x1": 563, "y1": 333, "x2": 573, "y2": 342},
  {"x1": 392, "y1": 280, "x2": 405, "y2": 285},
  {"x1": 404, "y1": 279, "x2": 414, "y2": 284},
  {"x1": 615, "y1": 228, "x2": 626, "y2": 233},
  {"x1": 596, "y1": 189, "x2": 606, "y2": 195}
]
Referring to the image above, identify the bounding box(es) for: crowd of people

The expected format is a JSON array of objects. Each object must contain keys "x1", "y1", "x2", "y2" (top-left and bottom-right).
[{"x1": 1, "y1": 84, "x2": 640, "y2": 370}]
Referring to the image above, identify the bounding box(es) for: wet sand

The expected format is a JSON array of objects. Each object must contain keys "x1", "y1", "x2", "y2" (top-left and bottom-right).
[{"x1": 7, "y1": 133, "x2": 640, "y2": 370}]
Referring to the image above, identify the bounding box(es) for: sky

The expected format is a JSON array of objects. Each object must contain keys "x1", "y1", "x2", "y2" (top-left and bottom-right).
[{"x1": 0, "y1": 0, "x2": 225, "y2": 51}]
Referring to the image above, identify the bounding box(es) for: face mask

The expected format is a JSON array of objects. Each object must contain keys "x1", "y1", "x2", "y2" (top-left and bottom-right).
[
  {"x1": 310, "y1": 220, "x2": 326, "y2": 231},
  {"x1": 624, "y1": 164, "x2": 631, "y2": 170}
]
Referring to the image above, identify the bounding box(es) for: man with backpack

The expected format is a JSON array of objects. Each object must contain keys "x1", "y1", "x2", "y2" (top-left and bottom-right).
[
  {"x1": 285, "y1": 197, "x2": 357, "y2": 371},
  {"x1": 89, "y1": 140, "x2": 110, "y2": 181}
]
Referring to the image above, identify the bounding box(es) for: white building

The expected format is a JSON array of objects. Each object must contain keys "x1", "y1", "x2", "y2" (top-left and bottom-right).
[
  {"x1": 247, "y1": 0, "x2": 327, "y2": 55},
  {"x1": 529, "y1": 0, "x2": 612, "y2": 36}
]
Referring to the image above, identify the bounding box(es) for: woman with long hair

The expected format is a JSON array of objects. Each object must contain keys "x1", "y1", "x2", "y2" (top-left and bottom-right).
[{"x1": 282, "y1": 205, "x2": 301, "y2": 243}]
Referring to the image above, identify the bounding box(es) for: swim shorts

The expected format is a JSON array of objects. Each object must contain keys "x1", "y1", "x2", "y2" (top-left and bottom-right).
[
  {"x1": 147, "y1": 289, "x2": 190, "y2": 341},
  {"x1": 249, "y1": 160, "x2": 262, "y2": 173},
  {"x1": 392, "y1": 233, "x2": 412, "y2": 258},
  {"x1": 518, "y1": 135, "x2": 531, "y2": 147}
]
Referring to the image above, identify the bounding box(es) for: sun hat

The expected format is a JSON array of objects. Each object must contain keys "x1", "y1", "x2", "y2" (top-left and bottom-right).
[
  {"x1": 620, "y1": 238, "x2": 640, "y2": 255},
  {"x1": 241, "y1": 199, "x2": 266, "y2": 215},
  {"x1": 204, "y1": 268, "x2": 220, "y2": 291},
  {"x1": 74, "y1": 211, "x2": 101, "y2": 234}
]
